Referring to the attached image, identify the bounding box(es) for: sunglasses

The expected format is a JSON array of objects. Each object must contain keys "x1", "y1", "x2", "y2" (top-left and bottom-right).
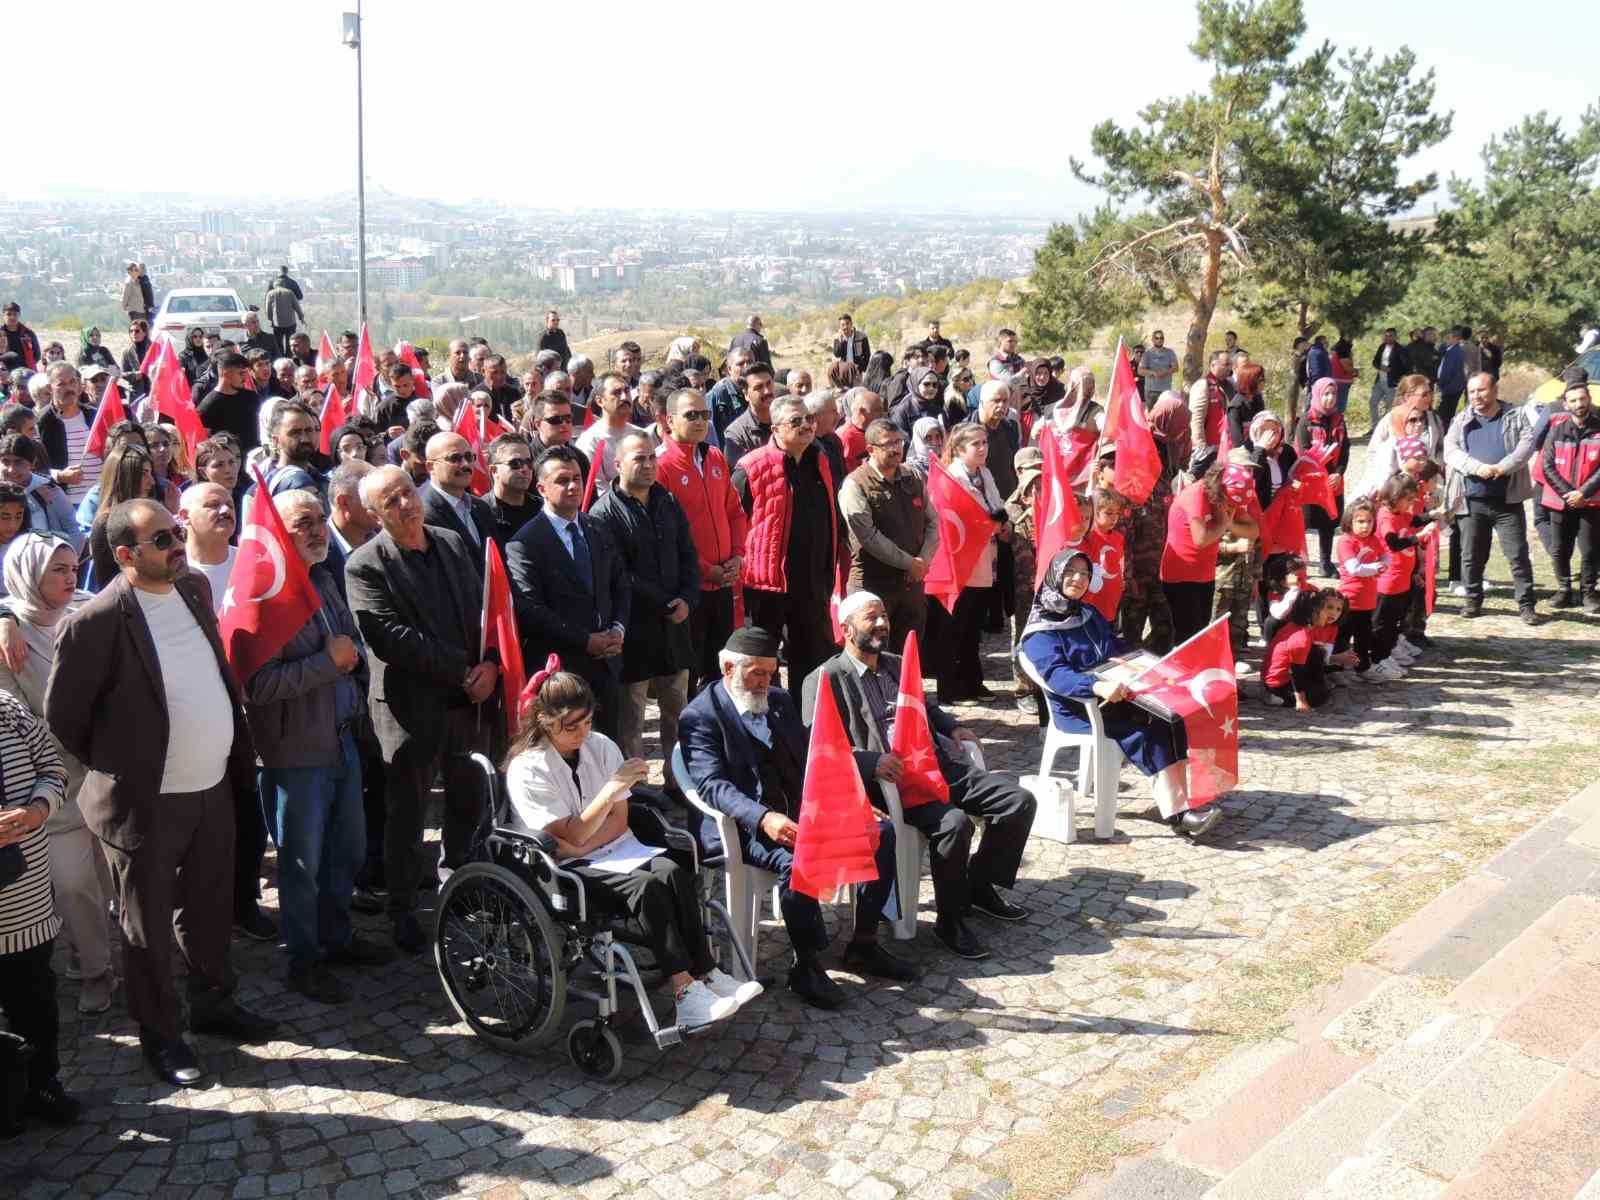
[
  {"x1": 432, "y1": 452, "x2": 475, "y2": 466},
  {"x1": 496, "y1": 457, "x2": 533, "y2": 470},
  {"x1": 540, "y1": 413, "x2": 573, "y2": 426},
  {"x1": 678, "y1": 409, "x2": 711, "y2": 421},
  {"x1": 134, "y1": 528, "x2": 181, "y2": 551},
  {"x1": 778, "y1": 414, "x2": 817, "y2": 429}
]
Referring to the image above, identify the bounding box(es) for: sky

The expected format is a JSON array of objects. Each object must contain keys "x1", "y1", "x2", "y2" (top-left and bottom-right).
[{"x1": 10, "y1": 0, "x2": 1595, "y2": 217}]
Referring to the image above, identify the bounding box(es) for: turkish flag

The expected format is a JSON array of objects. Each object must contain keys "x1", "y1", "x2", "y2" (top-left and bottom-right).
[
  {"x1": 85, "y1": 378, "x2": 128, "y2": 461},
  {"x1": 1103, "y1": 339, "x2": 1162, "y2": 504},
  {"x1": 318, "y1": 383, "x2": 351, "y2": 454},
  {"x1": 219, "y1": 466, "x2": 325, "y2": 682},
  {"x1": 580, "y1": 448, "x2": 602, "y2": 512},
  {"x1": 791, "y1": 675, "x2": 883, "y2": 901},
  {"x1": 315, "y1": 331, "x2": 337, "y2": 384},
  {"x1": 481, "y1": 538, "x2": 526, "y2": 738},
  {"x1": 352, "y1": 323, "x2": 378, "y2": 401},
  {"x1": 889, "y1": 632, "x2": 949, "y2": 809},
  {"x1": 1290, "y1": 454, "x2": 1337, "y2": 518},
  {"x1": 395, "y1": 341, "x2": 431, "y2": 399},
  {"x1": 1039, "y1": 422, "x2": 1101, "y2": 493},
  {"x1": 923, "y1": 458, "x2": 997, "y2": 616},
  {"x1": 1035, "y1": 418, "x2": 1086, "y2": 589},
  {"x1": 1129, "y1": 616, "x2": 1238, "y2": 808},
  {"x1": 147, "y1": 335, "x2": 206, "y2": 457},
  {"x1": 460, "y1": 405, "x2": 508, "y2": 496}
]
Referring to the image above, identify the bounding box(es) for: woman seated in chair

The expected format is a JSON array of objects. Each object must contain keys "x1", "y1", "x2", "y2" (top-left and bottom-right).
[
  {"x1": 1019, "y1": 549, "x2": 1220, "y2": 836},
  {"x1": 506, "y1": 663, "x2": 762, "y2": 1029}
]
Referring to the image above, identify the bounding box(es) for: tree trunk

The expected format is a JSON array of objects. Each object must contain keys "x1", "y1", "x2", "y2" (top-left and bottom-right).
[{"x1": 1181, "y1": 230, "x2": 1224, "y2": 384}]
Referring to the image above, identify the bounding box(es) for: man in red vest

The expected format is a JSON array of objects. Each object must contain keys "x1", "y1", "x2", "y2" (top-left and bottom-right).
[{"x1": 731, "y1": 395, "x2": 843, "y2": 690}]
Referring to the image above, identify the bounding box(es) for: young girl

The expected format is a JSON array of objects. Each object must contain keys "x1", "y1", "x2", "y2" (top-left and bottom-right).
[
  {"x1": 1261, "y1": 553, "x2": 1310, "y2": 646},
  {"x1": 1296, "y1": 378, "x2": 1350, "y2": 576},
  {"x1": 0, "y1": 484, "x2": 32, "y2": 595},
  {"x1": 1263, "y1": 588, "x2": 1356, "y2": 711},
  {"x1": 1081, "y1": 488, "x2": 1127, "y2": 624},
  {"x1": 1334, "y1": 499, "x2": 1386, "y2": 677},
  {"x1": 1371, "y1": 475, "x2": 1435, "y2": 680}
]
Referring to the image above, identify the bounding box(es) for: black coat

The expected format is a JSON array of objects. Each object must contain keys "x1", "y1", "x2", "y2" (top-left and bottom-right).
[
  {"x1": 678, "y1": 681, "x2": 809, "y2": 856},
  {"x1": 1370, "y1": 342, "x2": 1411, "y2": 386},
  {"x1": 419, "y1": 484, "x2": 496, "y2": 572},
  {"x1": 832, "y1": 333, "x2": 872, "y2": 372},
  {"x1": 504, "y1": 510, "x2": 631, "y2": 687},
  {"x1": 589, "y1": 483, "x2": 700, "y2": 682}
]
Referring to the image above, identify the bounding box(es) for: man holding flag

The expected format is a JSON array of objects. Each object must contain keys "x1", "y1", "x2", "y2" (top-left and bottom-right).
[
  {"x1": 803, "y1": 596, "x2": 1036, "y2": 960},
  {"x1": 679, "y1": 627, "x2": 903, "y2": 1010},
  {"x1": 238, "y1": 487, "x2": 391, "y2": 1005}
]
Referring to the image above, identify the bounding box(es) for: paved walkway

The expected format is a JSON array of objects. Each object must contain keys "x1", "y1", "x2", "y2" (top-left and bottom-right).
[{"x1": 6, "y1": 592, "x2": 1598, "y2": 1200}]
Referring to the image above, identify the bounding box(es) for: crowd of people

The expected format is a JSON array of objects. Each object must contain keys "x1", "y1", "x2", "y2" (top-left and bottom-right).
[{"x1": 0, "y1": 291, "x2": 1594, "y2": 1137}]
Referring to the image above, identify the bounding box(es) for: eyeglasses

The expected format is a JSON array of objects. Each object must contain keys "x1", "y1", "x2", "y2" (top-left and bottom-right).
[
  {"x1": 778, "y1": 414, "x2": 817, "y2": 429},
  {"x1": 133, "y1": 528, "x2": 181, "y2": 551},
  {"x1": 678, "y1": 409, "x2": 711, "y2": 421},
  {"x1": 540, "y1": 413, "x2": 573, "y2": 426},
  {"x1": 496, "y1": 457, "x2": 533, "y2": 470},
  {"x1": 1060, "y1": 567, "x2": 1093, "y2": 580},
  {"x1": 431, "y1": 452, "x2": 475, "y2": 465},
  {"x1": 869, "y1": 441, "x2": 905, "y2": 453}
]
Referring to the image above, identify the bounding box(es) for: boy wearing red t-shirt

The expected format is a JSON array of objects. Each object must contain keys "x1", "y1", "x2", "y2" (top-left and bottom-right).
[{"x1": 1082, "y1": 489, "x2": 1127, "y2": 624}]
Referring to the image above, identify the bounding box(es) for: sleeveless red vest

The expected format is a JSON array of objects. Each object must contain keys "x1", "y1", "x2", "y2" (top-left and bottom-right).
[{"x1": 739, "y1": 444, "x2": 836, "y2": 593}]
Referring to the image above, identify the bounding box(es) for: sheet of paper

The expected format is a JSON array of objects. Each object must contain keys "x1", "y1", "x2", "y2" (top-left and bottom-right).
[{"x1": 577, "y1": 830, "x2": 667, "y2": 875}]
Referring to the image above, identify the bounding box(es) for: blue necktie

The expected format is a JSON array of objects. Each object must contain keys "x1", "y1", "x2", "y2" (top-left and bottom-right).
[{"x1": 568, "y1": 521, "x2": 593, "y2": 587}]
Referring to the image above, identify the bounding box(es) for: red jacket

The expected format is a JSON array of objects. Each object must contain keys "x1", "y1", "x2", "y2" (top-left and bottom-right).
[
  {"x1": 656, "y1": 439, "x2": 747, "y2": 591},
  {"x1": 739, "y1": 443, "x2": 838, "y2": 594}
]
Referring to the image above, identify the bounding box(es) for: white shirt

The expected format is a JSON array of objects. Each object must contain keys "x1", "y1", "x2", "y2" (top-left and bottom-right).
[
  {"x1": 576, "y1": 421, "x2": 648, "y2": 492},
  {"x1": 189, "y1": 546, "x2": 237, "y2": 613},
  {"x1": 506, "y1": 733, "x2": 662, "y2": 870},
  {"x1": 133, "y1": 587, "x2": 234, "y2": 793}
]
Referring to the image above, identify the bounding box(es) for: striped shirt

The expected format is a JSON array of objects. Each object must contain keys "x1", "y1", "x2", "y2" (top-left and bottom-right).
[
  {"x1": 60, "y1": 408, "x2": 101, "y2": 509},
  {"x1": 0, "y1": 690, "x2": 68, "y2": 955}
]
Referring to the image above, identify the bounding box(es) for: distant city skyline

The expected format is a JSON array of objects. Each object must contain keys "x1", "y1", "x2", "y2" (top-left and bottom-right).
[{"x1": 11, "y1": 0, "x2": 1596, "y2": 217}]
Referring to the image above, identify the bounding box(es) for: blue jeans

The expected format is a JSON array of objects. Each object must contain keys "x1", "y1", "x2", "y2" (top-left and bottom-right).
[
  {"x1": 1335, "y1": 381, "x2": 1352, "y2": 414},
  {"x1": 260, "y1": 732, "x2": 365, "y2": 967}
]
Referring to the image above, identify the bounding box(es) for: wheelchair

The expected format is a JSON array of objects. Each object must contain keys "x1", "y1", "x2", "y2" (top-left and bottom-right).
[{"x1": 432, "y1": 753, "x2": 755, "y2": 1080}]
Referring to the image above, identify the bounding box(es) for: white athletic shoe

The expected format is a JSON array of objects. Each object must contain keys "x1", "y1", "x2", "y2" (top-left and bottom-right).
[
  {"x1": 703, "y1": 967, "x2": 764, "y2": 1008},
  {"x1": 675, "y1": 979, "x2": 739, "y2": 1029},
  {"x1": 1369, "y1": 659, "x2": 1406, "y2": 681},
  {"x1": 1450, "y1": 583, "x2": 1469, "y2": 598},
  {"x1": 1234, "y1": 661, "x2": 1256, "y2": 677},
  {"x1": 1395, "y1": 635, "x2": 1423, "y2": 659},
  {"x1": 1390, "y1": 646, "x2": 1418, "y2": 665}
]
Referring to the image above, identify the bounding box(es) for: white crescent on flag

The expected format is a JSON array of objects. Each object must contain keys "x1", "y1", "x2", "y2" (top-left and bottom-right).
[
  {"x1": 1097, "y1": 544, "x2": 1121, "y2": 579},
  {"x1": 942, "y1": 509, "x2": 968, "y2": 555},
  {"x1": 221, "y1": 525, "x2": 287, "y2": 614},
  {"x1": 1187, "y1": 668, "x2": 1235, "y2": 718},
  {"x1": 1048, "y1": 483, "x2": 1065, "y2": 526}
]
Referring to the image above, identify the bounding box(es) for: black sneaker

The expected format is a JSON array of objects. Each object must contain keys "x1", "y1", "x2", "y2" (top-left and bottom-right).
[
  {"x1": 350, "y1": 887, "x2": 385, "y2": 915},
  {"x1": 840, "y1": 940, "x2": 918, "y2": 982},
  {"x1": 934, "y1": 919, "x2": 990, "y2": 960},
  {"x1": 970, "y1": 886, "x2": 1028, "y2": 922},
  {"x1": 970, "y1": 685, "x2": 997, "y2": 702},
  {"x1": 324, "y1": 935, "x2": 395, "y2": 967},
  {"x1": 1461, "y1": 598, "x2": 1483, "y2": 619},
  {"x1": 233, "y1": 908, "x2": 278, "y2": 943},
  {"x1": 287, "y1": 963, "x2": 349, "y2": 1005},
  {"x1": 189, "y1": 996, "x2": 279, "y2": 1043},
  {"x1": 1519, "y1": 605, "x2": 1540, "y2": 626},
  {"x1": 1553, "y1": 588, "x2": 1577, "y2": 609},
  {"x1": 392, "y1": 912, "x2": 426, "y2": 955}
]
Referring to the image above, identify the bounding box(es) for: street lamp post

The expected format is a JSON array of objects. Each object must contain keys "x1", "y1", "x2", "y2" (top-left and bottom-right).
[{"x1": 341, "y1": 5, "x2": 367, "y2": 329}]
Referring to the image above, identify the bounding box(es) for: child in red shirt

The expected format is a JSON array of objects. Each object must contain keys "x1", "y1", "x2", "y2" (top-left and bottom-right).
[
  {"x1": 1082, "y1": 488, "x2": 1128, "y2": 624},
  {"x1": 1334, "y1": 498, "x2": 1386, "y2": 676},
  {"x1": 1264, "y1": 588, "x2": 1357, "y2": 711},
  {"x1": 1372, "y1": 476, "x2": 1436, "y2": 677}
]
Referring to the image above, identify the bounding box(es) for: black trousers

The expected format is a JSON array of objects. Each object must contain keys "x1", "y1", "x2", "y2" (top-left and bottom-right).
[
  {"x1": 942, "y1": 586, "x2": 989, "y2": 698},
  {"x1": 356, "y1": 731, "x2": 388, "y2": 887},
  {"x1": 0, "y1": 940, "x2": 58, "y2": 1089},
  {"x1": 742, "y1": 817, "x2": 897, "y2": 962},
  {"x1": 876, "y1": 583, "x2": 928, "y2": 654},
  {"x1": 1460, "y1": 497, "x2": 1535, "y2": 607},
  {"x1": 234, "y1": 772, "x2": 267, "y2": 920},
  {"x1": 1373, "y1": 589, "x2": 1412, "y2": 663},
  {"x1": 572, "y1": 856, "x2": 714, "y2": 978},
  {"x1": 688, "y1": 586, "x2": 735, "y2": 695},
  {"x1": 1163, "y1": 580, "x2": 1217, "y2": 645},
  {"x1": 383, "y1": 707, "x2": 491, "y2": 918},
  {"x1": 746, "y1": 586, "x2": 836, "y2": 693},
  {"x1": 1551, "y1": 507, "x2": 1600, "y2": 593},
  {"x1": 99, "y1": 780, "x2": 237, "y2": 1043},
  {"x1": 1336, "y1": 607, "x2": 1376, "y2": 670},
  {"x1": 1438, "y1": 389, "x2": 1464, "y2": 427},
  {"x1": 1267, "y1": 659, "x2": 1332, "y2": 708},
  {"x1": 1307, "y1": 494, "x2": 1345, "y2": 566},
  {"x1": 272, "y1": 326, "x2": 296, "y2": 357}
]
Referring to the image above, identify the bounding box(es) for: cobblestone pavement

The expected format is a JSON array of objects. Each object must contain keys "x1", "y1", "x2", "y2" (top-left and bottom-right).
[{"x1": 6, "y1": 582, "x2": 1597, "y2": 1200}]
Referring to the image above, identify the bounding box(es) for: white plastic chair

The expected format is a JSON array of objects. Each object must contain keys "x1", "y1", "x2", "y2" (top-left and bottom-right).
[
  {"x1": 1018, "y1": 652, "x2": 1122, "y2": 840},
  {"x1": 880, "y1": 739, "x2": 986, "y2": 941},
  {"x1": 671, "y1": 746, "x2": 780, "y2": 982}
]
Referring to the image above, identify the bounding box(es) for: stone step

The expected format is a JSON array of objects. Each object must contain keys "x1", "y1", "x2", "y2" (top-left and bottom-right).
[
  {"x1": 1449, "y1": 895, "x2": 1600, "y2": 1019},
  {"x1": 1436, "y1": 1069, "x2": 1600, "y2": 1199}
]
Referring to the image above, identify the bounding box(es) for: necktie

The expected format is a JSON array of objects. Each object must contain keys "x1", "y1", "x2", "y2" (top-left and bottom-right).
[{"x1": 568, "y1": 521, "x2": 593, "y2": 587}]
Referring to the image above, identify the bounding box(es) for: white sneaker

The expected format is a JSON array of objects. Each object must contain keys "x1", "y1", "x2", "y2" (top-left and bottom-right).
[
  {"x1": 1390, "y1": 646, "x2": 1418, "y2": 665},
  {"x1": 1395, "y1": 635, "x2": 1423, "y2": 658},
  {"x1": 674, "y1": 979, "x2": 739, "y2": 1029},
  {"x1": 703, "y1": 967, "x2": 764, "y2": 1009},
  {"x1": 1234, "y1": 661, "x2": 1255, "y2": 677},
  {"x1": 1370, "y1": 659, "x2": 1406, "y2": 681},
  {"x1": 1450, "y1": 583, "x2": 1469, "y2": 598}
]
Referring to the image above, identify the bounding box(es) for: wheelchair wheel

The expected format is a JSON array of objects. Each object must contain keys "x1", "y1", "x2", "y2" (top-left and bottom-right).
[
  {"x1": 567, "y1": 1019, "x2": 623, "y2": 1081},
  {"x1": 434, "y1": 862, "x2": 566, "y2": 1054}
]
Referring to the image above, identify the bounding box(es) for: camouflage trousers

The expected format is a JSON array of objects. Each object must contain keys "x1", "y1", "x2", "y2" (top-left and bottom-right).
[
  {"x1": 1118, "y1": 572, "x2": 1174, "y2": 655},
  {"x1": 1211, "y1": 550, "x2": 1256, "y2": 656},
  {"x1": 1011, "y1": 535, "x2": 1037, "y2": 692}
]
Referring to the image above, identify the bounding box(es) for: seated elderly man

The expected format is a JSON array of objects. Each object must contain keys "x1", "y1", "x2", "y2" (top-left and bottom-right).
[
  {"x1": 801, "y1": 592, "x2": 1036, "y2": 961},
  {"x1": 678, "y1": 626, "x2": 913, "y2": 1010}
]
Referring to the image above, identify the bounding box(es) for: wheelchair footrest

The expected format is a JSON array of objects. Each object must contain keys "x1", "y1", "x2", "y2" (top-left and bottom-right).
[{"x1": 652, "y1": 1025, "x2": 684, "y2": 1050}]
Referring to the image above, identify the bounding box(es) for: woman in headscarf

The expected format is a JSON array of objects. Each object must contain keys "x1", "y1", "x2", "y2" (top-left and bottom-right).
[
  {"x1": 1020, "y1": 548, "x2": 1220, "y2": 836},
  {"x1": 862, "y1": 351, "x2": 895, "y2": 395},
  {"x1": 76, "y1": 328, "x2": 116, "y2": 370},
  {"x1": 1295, "y1": 378, "x2": 1350, "y2": 575},
  {"x1": 906, "y1": 416, "x2": 945, "y2": 481},
  {"x1": 1149, "y1": 389, "x2": 1193, "y2": 481},
  {"x1": 938, "y1": 424, "x2": 1009, "y2": 703},
  {"x1": 1013, "y1": 359, "x2": 1064, "y2": 443},
  {"x1": 0, "y1": 534, "x2": 114, "y2": 1018},
  {"x1": 1032, "y1": 365, "x2": 1103, "y2": 446}
]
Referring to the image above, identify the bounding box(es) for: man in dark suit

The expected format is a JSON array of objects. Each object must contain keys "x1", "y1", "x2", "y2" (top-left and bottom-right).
[
  {"x1": 46, "y1": 498, "x2": 278, "y2": 1087},
  {"x1": 345, "y1": 466, "x2": 499, "y2": 954},
  {"x1": 678, "y1": 627, "x2": 911, "y2": 1010},
  {"x1": 800, "y1": 593, "x2": 1035, "y2": 961},
  {"x1": 832, "y1": 313, "x2": 871, "y2": 373},
  {"x1": 418, "y1": 430, "x2": 495, "y2": 568},
  {"x1": 506, "y1": 446, "x2": 630, "y2": 739}
]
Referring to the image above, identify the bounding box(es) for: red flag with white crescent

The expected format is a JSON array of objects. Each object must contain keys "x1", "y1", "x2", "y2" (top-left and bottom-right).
[
  {"x1": 394, "y1": 341, "x2": 431, "y2": 399},
  {"x1": 85, "y1": 378, "x2": 128, "y2": 461},
  {"x1": 218, "y1": 466, "x2": 325, "y2": 682},
  {"x1": 147, "y1": 335, "x2": 206, "y2": 458},
  {"x1": 480, "y1": 538, "x2": 526, "y2": 738},
  {"x1": 791, "y1": 675, "x2": 882, "y2": 901},
  {"x1": 315, "y1": 331, "x2": 337, "y2": 384},
  {"x1": 1128, "y1": 616, "x2": 1238, "y2": 808},
  {"x1": 888, "y1": 631, "x2": 949, "y2": 809},
  {"x1": 460, "y1": 404, "x2": 508, "y2": 497},
  {"x1": 1103, "y1": 338, "x2": 1162, "y2": 505},
  {"x1": 318, "y1": 384, "x2": 351, "y2": 454},
  {"x1": 352, "y1": 323, "x2": 378, "y2": 400},
  {"x1": 923, "y1": 458, "x2": 997, "y2": 616},
  {"x1": 1034, "y1": 421, "x2": 1085, "y2": 589}
]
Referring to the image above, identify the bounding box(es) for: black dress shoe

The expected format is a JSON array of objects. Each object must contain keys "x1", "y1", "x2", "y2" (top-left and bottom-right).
[
  {"x1": 970, "y1": 685, "x2": 997, "y2": 701},
  {"x1": 142, "y1": 1037, "x2": 206, "y2": 1087},
  {"x1": 840, "y1": 940, "x2": 919, "y2": 982},
  {"x1": 787, "y1": 960, "x2": 846, "y2": 1010},
  {"x1": 287, "y1": 963, "x2": 349, "y2": 1005},
  {"x1": 349, "y1": 887, "x2": 385, "y2": 915},
  {"x1": 24, "y1": 1079, "x2": 81, "y2": 1126},
  {"x1": 325, "y1": 934, "x2": 395, "y2": 967},
  {"x1": 392, "y1": 912, "x2": 426, "y2": 955},
  {"x1": 189, "y1": 997, "x2": 279, "y2": 1043},
  {"x1": 970, "y1": 887, "x2": 1029, "y2": 922},
  {"x1": 935, "y1": 919, "x2": 990, "y2": 960},
  {"x1": 233, "y1": 907, "x2": 278, "y2": 943}
]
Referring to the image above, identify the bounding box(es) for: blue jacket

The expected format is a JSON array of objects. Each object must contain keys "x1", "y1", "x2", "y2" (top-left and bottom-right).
[
  {"x1": 1437, "y1": 344, "x2": 1466, "y2": 394},
  {"x1": 679, "y1": 679, "x2": 808, "y2": 857},
  {"x1": 25, "y1": 474, "x2": 83, "y2": 552},
  {"x1": 1305, "y1": 344, "x2": 1332, "y2": 384}
]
